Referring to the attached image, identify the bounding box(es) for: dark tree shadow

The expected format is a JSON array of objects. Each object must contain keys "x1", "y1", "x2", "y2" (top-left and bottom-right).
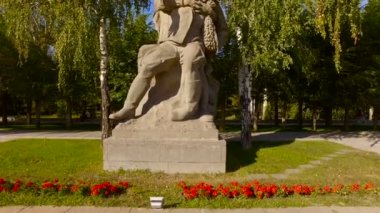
[{"x1": 226, "y1": 138, "x2": 295, "y2": 172}]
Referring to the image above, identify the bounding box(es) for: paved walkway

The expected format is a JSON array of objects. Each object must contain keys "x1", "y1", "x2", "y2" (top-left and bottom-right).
[
  {"x1": 1, "y1": 206, "x2": 380, "y2": 213},
  {"x1": 0, "y1": 130, "x2": 100, "y2": 143},
  {"x1": 1, "y1": 130, "x2": 380, "y2": 212},
  {"x1": 1, "y1": 130, "x2": 380, "y2": 155}
]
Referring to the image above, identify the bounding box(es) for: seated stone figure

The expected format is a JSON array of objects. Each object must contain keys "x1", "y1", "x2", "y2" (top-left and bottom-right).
[{"x1": 109, "y1": 0, "x2": 227, "y2": 122}]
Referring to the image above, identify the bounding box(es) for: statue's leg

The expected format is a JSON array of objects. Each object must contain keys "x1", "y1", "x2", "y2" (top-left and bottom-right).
[
  {"x1": 171, "y1": 42, "x2": 206, "y2": 121},
  {"x1": 110, "y1": 43, "x2": 179, "y2": 120}
]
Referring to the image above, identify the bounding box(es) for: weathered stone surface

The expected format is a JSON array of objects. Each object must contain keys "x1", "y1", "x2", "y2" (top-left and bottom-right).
[{"x1": 104, "y1": 119, "x2": 226, "y2": 174}]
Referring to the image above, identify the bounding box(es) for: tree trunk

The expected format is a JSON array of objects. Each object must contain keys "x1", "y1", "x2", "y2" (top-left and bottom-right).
[
  {"x1": 99, "y1": 17, "x2": 112, "y2": 141},
  {"x1": 252, "y1": 98, "x2": 258, "y2": 132},
  {"x1": 274, "y1": 94, "x2": 279, "y2": 126},
  {"x1": 65, "y1": 97, "x2": 72, "y2": 129},
  {"x1": 297, "y1": 98, "x2": 303, "y2": 129},
  {"x1": 239, "y1": 62, "x2": 252, "y2": 149},
  {"x1": 281, "y1": 102, "x2": 288, "y2": 128},
  {"x1": 35, "y1": 99, "x2": 42, "y2": 129},
  {"x1": 312, "y1": 107, "x2": 317, "y2": 131},
  {"x1": 343, "y1": 106, "x2": 349, "y2": 131},
  {"x1": 262, "y1": 91, "x2": 268, "y2": 120},
  {"x1": 1, "y1": 91, "x2": 8, "y2": 125},
  {"x1": 26, "y1": 98, "x2": 32, "y2": 125}
]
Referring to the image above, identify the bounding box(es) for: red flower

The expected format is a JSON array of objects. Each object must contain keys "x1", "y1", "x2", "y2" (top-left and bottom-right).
[
  {"x1": 12, "y1": 180, "x2": 22, "y2": 192},
  {"x1": 240, "y1": 184, "x2": 254, "y2": 198},
  {"x1": 42, "y1": 181, "x2": 55, "y2": 190},
  {"x1": 323, "y1": 185, "x2": 333, "y2": 193},
  {"x1": 332, "y1": 184, "x2": 344, "y2": 193},
  {"x1": 70, "y1": 185, "x2": 79, "y2": 193},
  {"x1": 365, "y1": 182, "x2": 375, "y2": 191},
  {"x1": 26, "y1": 182, "x2": 34, "y2": 187},
  {"x1": 351, "y1": 183, "x2": 360, "y2": 192},
  {"x1": 231, "y1": 189, "x2": 240, "y2": 198},
  {"x1": 0, "y1": 178, "x2": 6, "y2": 185}
]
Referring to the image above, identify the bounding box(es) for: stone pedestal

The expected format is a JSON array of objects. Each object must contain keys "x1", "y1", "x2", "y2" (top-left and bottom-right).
[{"x1": 104, "y1": 104, "x2": 226, "y2": 173}]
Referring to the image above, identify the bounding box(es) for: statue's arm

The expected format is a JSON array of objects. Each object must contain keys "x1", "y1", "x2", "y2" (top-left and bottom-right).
[{"x1": 193, "y1": 0, "x2": 217, "y2": 20}]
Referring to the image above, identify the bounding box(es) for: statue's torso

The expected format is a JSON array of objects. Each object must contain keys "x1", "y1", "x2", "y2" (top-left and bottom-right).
[{"x1": 157, "y1": 7, "x2": 204, "y2": 45}]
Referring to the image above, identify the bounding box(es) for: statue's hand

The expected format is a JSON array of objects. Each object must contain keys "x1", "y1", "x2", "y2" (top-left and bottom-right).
[
  {"x1": 193, "y1": 0, "x2": 215, "y2": 17},
  {"x1": 183, "y1": 0, "x2": 194, "y2": 6}
]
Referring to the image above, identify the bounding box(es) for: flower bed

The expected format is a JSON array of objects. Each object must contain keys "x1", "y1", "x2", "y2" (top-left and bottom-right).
[
  {"x1": 0, "y1": 177, "x2": 129, "y2": 198},
  {"x1": 178, "y1": 180, "x2": 378, "y2": 200},
  {"x1": 1, "y1": 177, "x2": 379, "y2": 201}
]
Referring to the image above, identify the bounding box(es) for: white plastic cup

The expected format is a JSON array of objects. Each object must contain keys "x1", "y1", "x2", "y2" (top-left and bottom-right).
[{"x1": 150, "y1": 196, "x2": 164, "y2": 209}]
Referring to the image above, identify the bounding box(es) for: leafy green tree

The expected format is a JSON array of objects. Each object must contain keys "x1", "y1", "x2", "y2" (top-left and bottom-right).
[
  {"x1": 14, "y1": 45, "x2": 57, "y2": 127},
  {"x1": 0, "y1": 17, "x2": 18, "y2": 125},
  {"x1": 212, "y1": 32, "x2": 240, "y2": 131},
  {"x1": 108, "y1": 14, "x2": 157, "y2": 109},
  {"x1": 358, "y1": 0, "x2": 380, "y2": 129},
  {"x1": 0, "y1": 0, "x2": 149, "y2": 139},
  {"x1": 225, "y1": 0, "x2": 306, "y2": 147},
  {"x1": 224, "y1": 0, "x2": 361, "y2": 140}
]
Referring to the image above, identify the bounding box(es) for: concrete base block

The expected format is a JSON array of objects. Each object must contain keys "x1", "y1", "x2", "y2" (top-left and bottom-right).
[{"x1": 104, "y1": 120, "x2": 226, "y2": 174}]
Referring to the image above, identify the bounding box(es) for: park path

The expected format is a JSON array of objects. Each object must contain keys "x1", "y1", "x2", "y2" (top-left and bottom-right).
[
  {"x1": 1, "y1": 130, "x2": 380, "y2": 154},
  {"x1": 0, "y1": 130, "x2": 100, "y2": 142},
  {"x1": 1, "y1": 206, "x2": 380, "y2": 213}
]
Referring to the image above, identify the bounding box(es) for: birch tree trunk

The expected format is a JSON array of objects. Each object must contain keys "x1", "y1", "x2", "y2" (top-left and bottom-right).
[
  {"x1": 99, "y1": 17, "x2": 112, "y2": 140},
  {"x1": 26, "y1": 98, "x2": 32, "y2": 125},
  {"x1": 312, "y1": 107, "x2": 317, "y2": 131},
  {"x1": 252, "y1": 98, "x2": 258, "y2": 132},
  {"x1": 239, "y1": 62, "x2": 252, "y2": 149}
]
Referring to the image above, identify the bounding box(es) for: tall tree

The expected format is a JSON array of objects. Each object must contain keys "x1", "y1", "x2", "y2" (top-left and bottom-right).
[
  {"x1": 0, "y1": 16, "x2": 18, "y2": 125},
  {"x1": 226, "y1": 0, "x2": 305, "y2": 148},
  {"x1": 359, "y1": 0, "x2": 380, "y2": 129},
  {"x1": 0, "y1": 0, "x2": 149, "y2": 139},
  {"x1": 225, "y1": 0, "x2": 361, "y2": 145}
]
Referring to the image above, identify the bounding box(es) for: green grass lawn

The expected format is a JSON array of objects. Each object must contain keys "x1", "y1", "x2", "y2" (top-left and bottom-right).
[
  {"x1": 0, "y1": 138, "x2": 380, "y2": 207},
  {"x1": 0, "y1": 139, "x2": 102, "y2": 180}
]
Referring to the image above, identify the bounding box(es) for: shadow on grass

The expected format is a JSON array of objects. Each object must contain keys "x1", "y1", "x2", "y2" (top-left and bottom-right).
[{"x1": 226, "y1": 139, "x2": 295, "y2": 172}]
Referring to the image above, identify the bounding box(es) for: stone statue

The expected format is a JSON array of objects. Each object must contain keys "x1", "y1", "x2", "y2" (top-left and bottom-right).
[{"x1": 109, "y1": 0, "x2": 227, "y2": 122}]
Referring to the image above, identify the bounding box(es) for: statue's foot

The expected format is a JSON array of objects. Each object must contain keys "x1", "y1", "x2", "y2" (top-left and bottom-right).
[
  {"x1": 171, "y1": 105, "x2": 196, "y2": 121},
  {"x1": 109, "y1": 107, "x2": 135, "y2": 120},
  {"x1": 199, "y1": 114, "x2": 214, "y2": 122}
]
